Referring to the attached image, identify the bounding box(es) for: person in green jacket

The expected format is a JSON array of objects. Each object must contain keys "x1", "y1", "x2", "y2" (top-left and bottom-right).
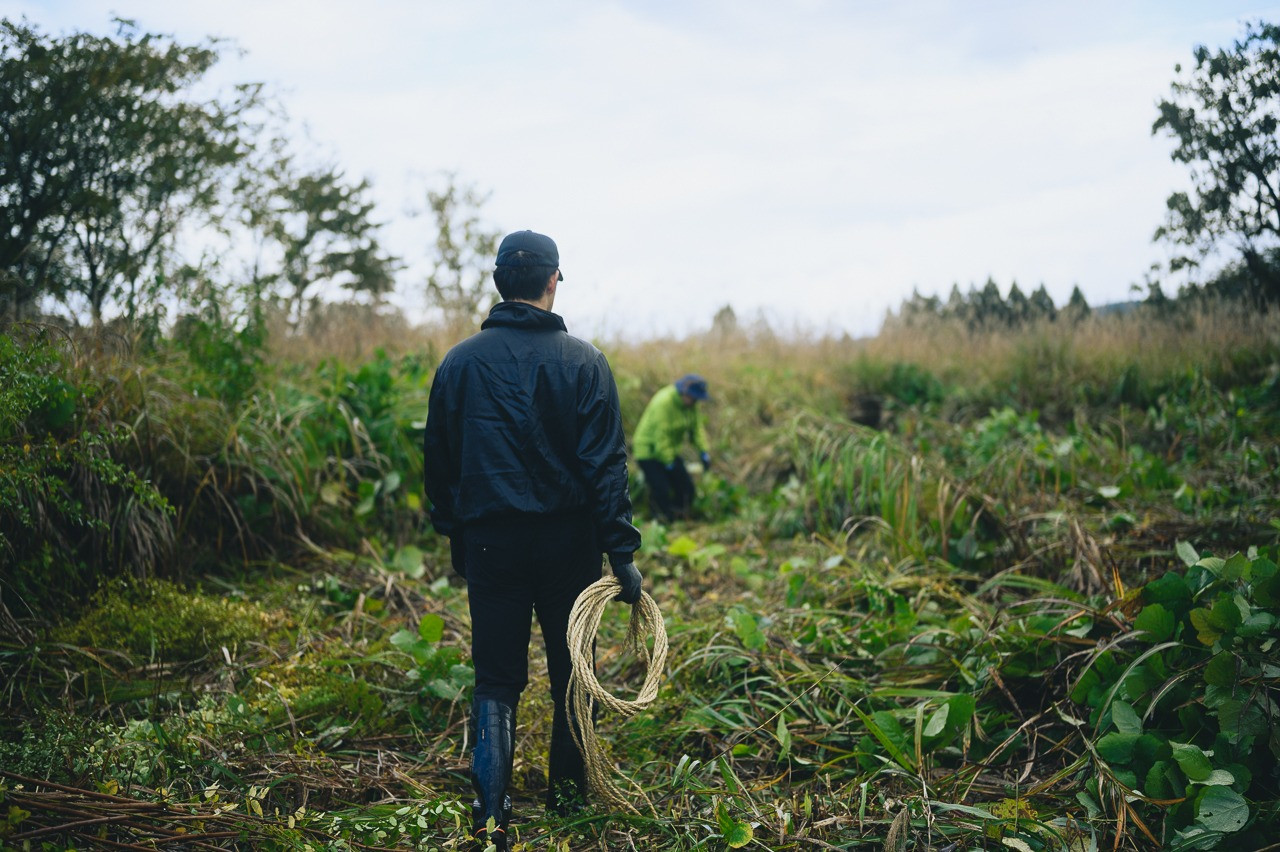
[{"x1": 633, "y1": 374, "x2": 712, "y2": 521}]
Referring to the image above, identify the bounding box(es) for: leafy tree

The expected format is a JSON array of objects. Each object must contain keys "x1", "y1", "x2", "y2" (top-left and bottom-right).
[
  {"x1": 0, "y1": 18, "x2": 254, "y2": 325},
  {"x1": 1153, "y1": 20, "x2": 1280, "y2": 307},
  {"x1": 267, "y1": 164, "x2": 400, "y2": 331},
  {"x1": 420, "y1": 174, "x2": 501, "y2": 335}
]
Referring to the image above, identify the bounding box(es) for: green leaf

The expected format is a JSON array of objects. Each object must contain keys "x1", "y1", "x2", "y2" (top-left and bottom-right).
[
  {"x1": 1111, "y1": 701, "x2": 1142, "y2": 735},
  {"x1": 1144, "y1": 572, "x2": 1192, "y2": 609},
  {"x1": 853, "y1": 706, "x2": 915, "y2": 771},
  {"x1": 1204, "y1": 653, "x2": 1236, "y2": 688},
  {"x1": 665, "y1": 536, "x2": 699, "y2": 558},
  {"x1": 1196, "y1": 556, "x2": 1226, "y2": 576},
  {"x1": 923, "y1": 702, "x2": 949, "y2": 738},
  {"x1": 716, "y1": 802, "x2": 754, "y2": 848},
  {"x1": 418, "y1": 613, "x2": 444, "y2": 644},
  {"x1": 775, "y1": 715, "x2": 792, "y2": 758},
  {"x1": 1189, "y1": 608, "x2": 1223, "y2": 645},
  {"x1": 392, "y1": 545, "x2": 425, "y2": 578},
  {"x1": 1207, "y1": 595, "x2": 1243, "y2": 632},
  {"x1": 1134, "y1": 603, "x2": 1175, "y2": 641},
  {"x1": 1171, "y1": 742, "x2": 1214, "y2": 782},
  {"x1": 1221, "y1": 553, "x2": 1249, "y2": 582},
  {"x1": 1197, "y1": 769, "x2": 1236, "y2": 787},
  {"x1": 1096, "y1": 732, "x2": 1140, "y2": 764},
  {"x1": 1144, "y1": 760, "x2": 1176, "y2": 799},
  {"x1": 1196, "y1": 786, "x2": 1249, "y2": 833},
  {"x1": 1176, "y1": 541, "x2": 1200, "y2": 567}
]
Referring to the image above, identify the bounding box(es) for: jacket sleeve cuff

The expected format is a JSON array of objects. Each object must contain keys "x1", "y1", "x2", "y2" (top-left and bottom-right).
[{"x1": 607, "y1": 551, "x2": 635, "y2": 569}]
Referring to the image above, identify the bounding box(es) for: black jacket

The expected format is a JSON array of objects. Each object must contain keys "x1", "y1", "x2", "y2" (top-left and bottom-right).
[{"x1": 423, "y1": 301, "x2": 640, "y2": 566}]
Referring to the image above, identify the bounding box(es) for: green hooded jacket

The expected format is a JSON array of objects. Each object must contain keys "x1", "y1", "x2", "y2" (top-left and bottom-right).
[{"x1": 632, "y1": 383, "x2": 709, "y2": 465}]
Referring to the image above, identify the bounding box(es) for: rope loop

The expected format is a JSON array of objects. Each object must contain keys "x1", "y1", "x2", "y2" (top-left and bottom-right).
[{"x1": 565, "y1": 575, "x2": 668, "y2": 814}]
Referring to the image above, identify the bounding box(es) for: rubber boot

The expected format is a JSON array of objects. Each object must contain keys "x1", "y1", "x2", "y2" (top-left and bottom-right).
[
  {"x1": 470, "y1": 699, "x2": 515, "y2": 851},
  {"x1": 545, "y1": 705, "x2": 587, "y2": 816}
]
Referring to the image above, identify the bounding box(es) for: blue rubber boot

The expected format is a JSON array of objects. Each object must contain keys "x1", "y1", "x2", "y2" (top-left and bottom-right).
[{"x1": 470, "y1": 699, "x2": 515, "y2": 851}]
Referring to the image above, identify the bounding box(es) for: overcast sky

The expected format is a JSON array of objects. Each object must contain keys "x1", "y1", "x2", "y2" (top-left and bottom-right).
[{"x1": 7, "y1": 1, "x2": 1280, "y2": 337}]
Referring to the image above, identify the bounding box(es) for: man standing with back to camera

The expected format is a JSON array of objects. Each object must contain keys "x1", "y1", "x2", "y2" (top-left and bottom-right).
[{"x1": 423, "y1": 230, "x2": 643, "y2": 850}]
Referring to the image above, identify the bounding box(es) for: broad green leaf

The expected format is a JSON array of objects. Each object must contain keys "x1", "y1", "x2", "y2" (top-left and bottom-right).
[
  {"x1": 923, "y1": 702, "x2": 949, "y2": 738},
  {"x1": 1196, "y1": 556, "x2": 1226, "y2": 576},
  {"x1": 1111, "y1": 701, "x2": 1142, "y2": 735},
  {"x1": 1197, "y1": 769, "x2": 1236, "y2": 787},
  {"x1": 1175, "y1": 541, "x2": 1200, "y2": 567},
  {"x1": 1144, "y1": 572, "x2": 1192, "y2": 609},
  {"x1": 1238, "y1": 609, "x2": 1275, "y2": 638},
  {"x1": 1189, "y1": 609, "x2": 1222, "y2": 645},
  {"x1": 1096, "y1": 732, "x2": 1140, "y2": 764},
  {"x1": 418, "y1": 613, "x2": 445, "y2": 643},
  {"x1": 1221, "y1": 553, "x2": 1249, "y2": 582},
  {"x1": 1171, "y1": 742, "x2": 1213, "y2": 782},
  {"x1": 1204, "y1": 653, "x2": 1236, "y2": 688},
  {"x1": 393, "y1": 545, "x2": 425, "y2": 578},
  {"x1": 389, "y1": 629, "x2": 417, "y2": 650},
  {"x1": 1196, "y1": 786, "x2": 1248, "y2": 833},
  {"x1": 1134, "y1": 603, "x2": 1175, "y2": 641},
  {"x1": 1207, "y1": 594, "x2": 1243, "y2": 632},
  {"x1": 1144, "y1": 760, "x2": 1176, "y2": 799},
  {"x1": 666, "y1": 536, "x2": 699, "y2": 558},
  {"x1": 716, "y1": 802, "x2": 754, "y2": 848},
  {"x1": 1135, "y1": 734, "x2": 1171, "y2": 764}
]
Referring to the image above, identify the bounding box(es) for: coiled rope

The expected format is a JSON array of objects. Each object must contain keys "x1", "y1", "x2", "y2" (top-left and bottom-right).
[{"x1": 565, "y1": 575, "x2": 668, "y2": 814}]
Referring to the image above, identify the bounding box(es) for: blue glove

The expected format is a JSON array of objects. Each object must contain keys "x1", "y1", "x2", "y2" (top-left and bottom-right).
[
  {"x1": 611, "y1": 562, "x2": 643, "y2": 604},
  {"x1": 700, "y1": 451, "x2": 711, "y2": 471}
]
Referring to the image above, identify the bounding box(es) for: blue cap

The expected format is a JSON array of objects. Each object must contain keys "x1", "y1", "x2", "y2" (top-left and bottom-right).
[
  {"x1": 676, "y1": 374, "x2": 709, "y2": 401},
  {"x1": 495, "y1": 230, "x2": 560, "y2": 276}
]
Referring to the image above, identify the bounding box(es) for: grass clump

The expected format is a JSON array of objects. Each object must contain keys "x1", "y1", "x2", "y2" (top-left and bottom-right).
[{"x1": 58, "y1": 578, "x2": 272, "y2": 662}]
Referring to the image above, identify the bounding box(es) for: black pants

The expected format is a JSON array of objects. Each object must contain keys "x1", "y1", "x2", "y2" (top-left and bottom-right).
[
  {"x1": 638, "y1": 457, "x2": 695, "y2": 521},
  {"x1": 464, "y1": 511, "x2": 601, "y2": 712}
]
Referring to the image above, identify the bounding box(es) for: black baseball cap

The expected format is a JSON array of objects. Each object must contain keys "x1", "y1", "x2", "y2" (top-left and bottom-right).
[{"x1": 495, "y1": 230, "x2": 561, "y2": 277}]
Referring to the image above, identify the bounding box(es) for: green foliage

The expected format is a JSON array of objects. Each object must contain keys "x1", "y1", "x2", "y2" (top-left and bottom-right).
[
  {"x1": 58, "y1": 578, "x2": 272, "y2": 661},
  {"x1": 0, "y1": 18, "x2": 255, "y2": 323},
  {"x1": 171, "y1": 313, "x2": 265, "y2": 407},
  {"x1": 0, "y1": 330, "x2": 173, "y2": 607},
  {"x1": 389, "y1": 612, "x2": 474, "y2": 713},
  {"x1": 1154, "y1": 20, "x2": 1280, "y2": 307},
  {"x1": 1074, "y1": 544, "x2": 1280, "y2": 846}
]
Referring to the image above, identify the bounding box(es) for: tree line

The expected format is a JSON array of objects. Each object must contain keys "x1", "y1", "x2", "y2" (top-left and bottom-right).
[{"x1": 0, "y1": 18, "x2": 499, "y2": 335}]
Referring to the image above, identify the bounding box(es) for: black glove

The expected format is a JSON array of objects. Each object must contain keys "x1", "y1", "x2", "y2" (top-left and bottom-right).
[
  {"x1": 700, "y1": 451, "x2": 712, "y2": 471},
  {"x1": 611, "y1": 562, "x2": 643, "y2": 604},
  {"x1": 449, "y1": 536, "x2": 466, "y2": 579}
]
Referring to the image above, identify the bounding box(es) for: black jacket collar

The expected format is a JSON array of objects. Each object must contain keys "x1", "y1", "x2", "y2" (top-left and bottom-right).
[{"x1": 482, "y1": 300, "x2": 566, "y2": 332}]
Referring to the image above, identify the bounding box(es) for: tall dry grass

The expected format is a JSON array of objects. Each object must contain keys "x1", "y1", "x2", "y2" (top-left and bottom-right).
[{"x1": 269, "y1": 299, "x2": 1280, "y2": 440}]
